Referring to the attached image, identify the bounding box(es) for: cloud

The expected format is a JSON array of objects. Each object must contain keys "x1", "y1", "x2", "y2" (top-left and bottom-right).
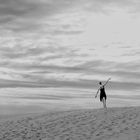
[
  {"x1": 0, "y1": 0, "x2": 139, "y2": 33},
  {"x1": 0, "y1": 0, "x2": 73, "y2": 18},
  {"x1": 82, "y1": 0, "x2": 140, "y2": 13},
  {"x1": 2, "y1": 58, "x2": 140, "y2": 84},
  {"x1": 0, "y1": 46, "x2": 48, "y2": 59},
  {"x1": 0, "y1": 0, "x2": 81, "y2": 33},
  {"x1": 0, "y1": 77, "x2": 140, "y2": 92},
  {"x1": 0, "y1": 0, "x2": 140, "y2": 92}
]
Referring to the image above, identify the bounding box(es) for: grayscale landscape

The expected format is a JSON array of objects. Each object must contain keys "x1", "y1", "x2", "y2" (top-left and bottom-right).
[{"x1": 0, "y1": 0, "x2": 140, "y2": 139}]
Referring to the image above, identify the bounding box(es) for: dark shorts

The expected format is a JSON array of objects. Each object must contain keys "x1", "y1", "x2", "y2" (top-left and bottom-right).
[{"x1": 100, "y1": 93, "x2": 107, "y2": 102}]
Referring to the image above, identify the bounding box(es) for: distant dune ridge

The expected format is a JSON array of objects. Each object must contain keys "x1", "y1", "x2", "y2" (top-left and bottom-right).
[{"x1": 0, "y1": 107, "x2": 140, "y2": 140}]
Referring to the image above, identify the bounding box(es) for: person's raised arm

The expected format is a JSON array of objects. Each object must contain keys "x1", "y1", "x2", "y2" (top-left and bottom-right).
[{"x1": 103, "y1": 78, "x2": 111, "y2": 86}]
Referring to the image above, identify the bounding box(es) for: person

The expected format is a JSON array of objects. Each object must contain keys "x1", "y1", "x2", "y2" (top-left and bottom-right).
[{"x1": 95, "y1": 78, "x2": 111, "y2": 109}]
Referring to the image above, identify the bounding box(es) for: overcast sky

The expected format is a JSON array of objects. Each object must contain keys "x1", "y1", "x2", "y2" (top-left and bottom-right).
[{"x1": 0, "y1": 0, "x2": 140, "y2": 92}]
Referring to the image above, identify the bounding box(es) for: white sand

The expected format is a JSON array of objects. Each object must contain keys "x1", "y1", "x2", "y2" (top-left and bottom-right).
[{"x1": 0, "y1": 106, "x2": 140, "y2": 140}]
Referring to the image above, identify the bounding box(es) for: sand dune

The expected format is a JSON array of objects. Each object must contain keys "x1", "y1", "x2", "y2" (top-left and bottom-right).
[{"x1": 0, "y1": 107, "x2": 140, "y2": 140}]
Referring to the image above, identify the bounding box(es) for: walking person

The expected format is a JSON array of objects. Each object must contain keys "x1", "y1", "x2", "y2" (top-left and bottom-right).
[{"x1": 95, "y1": 78, "x2": 111, "y2": 109}]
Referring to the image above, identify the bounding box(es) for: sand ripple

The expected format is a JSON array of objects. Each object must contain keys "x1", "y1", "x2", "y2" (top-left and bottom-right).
[{"x1": 0, "y1": 107, "x2": 140, "y2": 140}]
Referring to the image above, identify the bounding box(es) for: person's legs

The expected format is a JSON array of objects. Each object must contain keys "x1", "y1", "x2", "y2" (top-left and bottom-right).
[
  {"x1": 102, "y1": 98, "x2": 107, "y2": 109},
  {"x1": 104, "y1": 98, "x2": 107, "y2": 109}
]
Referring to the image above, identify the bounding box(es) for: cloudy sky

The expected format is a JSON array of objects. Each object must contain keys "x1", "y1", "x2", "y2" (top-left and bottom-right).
[{"x1": 0, "y1": 0, "x2": 140, "y2": 94}]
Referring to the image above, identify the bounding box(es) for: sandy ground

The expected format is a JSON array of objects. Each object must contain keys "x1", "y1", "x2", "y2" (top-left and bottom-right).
[{"x1": 0, "y1": 107, "x2": 140, "y2": 140}]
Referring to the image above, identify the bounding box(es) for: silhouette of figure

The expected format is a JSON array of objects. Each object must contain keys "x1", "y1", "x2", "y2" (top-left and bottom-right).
[{"x1": 95, "y1": 78, "x2": 111, "y2": 109}]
